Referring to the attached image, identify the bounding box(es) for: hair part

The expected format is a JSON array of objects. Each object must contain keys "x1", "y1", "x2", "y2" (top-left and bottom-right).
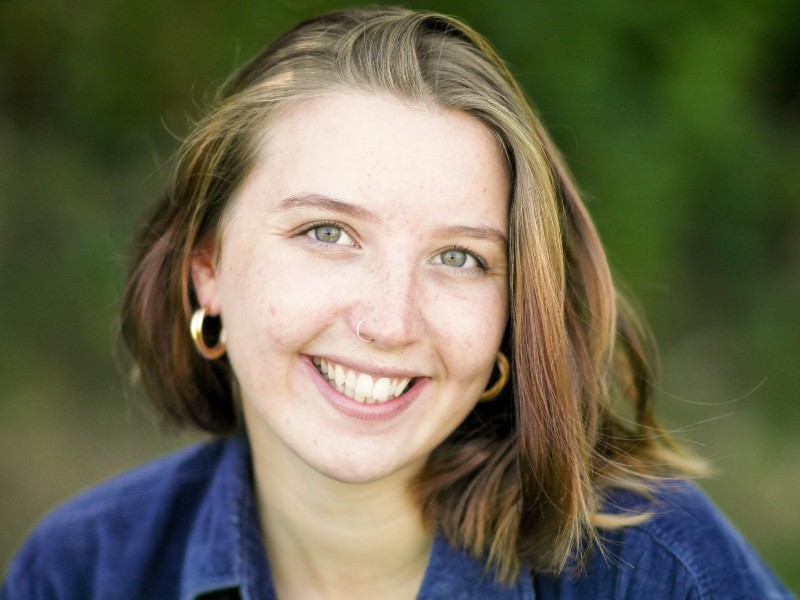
[{"x1": 120, "y1": 6, "x2": 702, "y2": 583}]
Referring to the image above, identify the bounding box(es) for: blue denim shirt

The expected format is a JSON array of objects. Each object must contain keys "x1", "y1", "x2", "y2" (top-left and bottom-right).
[{"x1": 2, "y1": 435, "x2": 792, "y2": 599}]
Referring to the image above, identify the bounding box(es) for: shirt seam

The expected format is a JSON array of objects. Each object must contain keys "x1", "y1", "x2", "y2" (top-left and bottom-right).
[{"x1": 629, "y1": 519, "x2": 710, "y2": 599}]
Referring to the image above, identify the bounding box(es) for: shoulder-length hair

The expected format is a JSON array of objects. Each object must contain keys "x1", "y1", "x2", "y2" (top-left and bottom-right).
[{"x1": 121, "y1": 6, "x2": 698, "y2": 583}]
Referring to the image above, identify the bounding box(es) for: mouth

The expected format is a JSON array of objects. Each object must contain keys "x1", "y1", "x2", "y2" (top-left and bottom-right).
[{"x1": 311, "y1": 357, "x2": 417, "y2": 404}]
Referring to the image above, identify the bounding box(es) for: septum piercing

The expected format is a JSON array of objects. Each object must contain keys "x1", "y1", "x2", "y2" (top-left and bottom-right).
[{"x1": 356, "y1": 319, "x2": 375, "y2": 343}]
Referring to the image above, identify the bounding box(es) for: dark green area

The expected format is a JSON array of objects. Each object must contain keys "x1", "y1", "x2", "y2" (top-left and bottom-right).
[{"x1": 1, "y1": 0, "x2": 797, "y2": 592}]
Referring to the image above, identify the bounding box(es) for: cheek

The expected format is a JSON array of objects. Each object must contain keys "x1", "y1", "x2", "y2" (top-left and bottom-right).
[
  {"x1": 426, "y1": 283, "x2": 508, "y2": 377},
  {"x1": 219, "y1": 247, "x2": 346, "y2": 356}
]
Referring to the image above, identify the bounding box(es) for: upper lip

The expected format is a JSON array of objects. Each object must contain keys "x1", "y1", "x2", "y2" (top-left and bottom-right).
[{"x1": 306, "y1": 354, "x2": 426, "y2": 380}]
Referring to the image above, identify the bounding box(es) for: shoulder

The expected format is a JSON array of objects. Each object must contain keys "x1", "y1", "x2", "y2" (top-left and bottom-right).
[
  {"x1": 2, "y1": 436, "x2": 238, "y2": 600},
  {"x1": 535, "y1": 481, "x2": 793, "y2": 599},
  {"x1": 22, "y1": 437, "x2": 229, "y2": 540}
]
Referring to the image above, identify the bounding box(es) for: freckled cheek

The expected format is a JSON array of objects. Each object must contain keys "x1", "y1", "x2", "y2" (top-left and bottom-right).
[
  {"x1": 228, "y1": 257, "x2": 348, "y2": 352},
  {"x1": 426, "y1": 286, "x2": 508, "y2": 374}
]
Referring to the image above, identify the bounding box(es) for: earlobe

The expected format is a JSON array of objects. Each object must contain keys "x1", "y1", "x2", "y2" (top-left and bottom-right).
[{"x1": 191, "y1": 240, "x2": 221, "y2": 314}]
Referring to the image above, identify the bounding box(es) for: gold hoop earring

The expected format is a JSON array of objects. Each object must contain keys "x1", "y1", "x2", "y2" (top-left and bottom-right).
[
  {"x1": 479, "y1": 351, "x2": 510, "y2": 401},
  {"x1": 190, "y1": 307, "x2": 226, "y2": 360}
]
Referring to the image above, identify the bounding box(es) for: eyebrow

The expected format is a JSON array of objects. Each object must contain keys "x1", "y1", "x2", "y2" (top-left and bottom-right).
[
  {"x1": 276, "y1": 192, "x2": 507, "y2": 249},
  {"x1": 276, "y1": 193, "x2": 379, "y2": 222},
  {"x1": 438, "y1": 224, "x2": 508, "y2": 250}
]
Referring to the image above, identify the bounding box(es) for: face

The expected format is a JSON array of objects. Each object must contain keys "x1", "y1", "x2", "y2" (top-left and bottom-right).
[{"x1": 193, "y1": 91, "x2": 510, "y2": 485}]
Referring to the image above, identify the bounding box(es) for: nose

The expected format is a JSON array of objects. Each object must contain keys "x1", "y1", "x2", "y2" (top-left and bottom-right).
[{"x1": 354, "y1": 261, "x2": 425, "y2": 350}]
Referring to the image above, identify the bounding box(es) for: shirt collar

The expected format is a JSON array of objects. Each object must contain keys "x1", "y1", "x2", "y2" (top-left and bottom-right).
[
  {"x1": 418, "y1": 535, "x2": 535, "y2": 599},
  {"x1": 179, "y1": 434, "x2": 533, "y2": 599},
  {"x1": 179, "y1": 433, "x2": 275, "y2": 600}
]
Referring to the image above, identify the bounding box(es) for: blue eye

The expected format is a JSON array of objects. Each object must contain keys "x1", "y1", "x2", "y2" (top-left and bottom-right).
[
  {"x1": 305, "y1": 223, "x2": 355, "y2": 246},
  {"x1": 441, "y1": 249, "x2": 468, "y2": 267},
  {"x1": 313, "y1": 225, "x2": 341, "y2": 243},
  {"x1": 431, "y1": 247, "x2": 485, "y2": 270}
]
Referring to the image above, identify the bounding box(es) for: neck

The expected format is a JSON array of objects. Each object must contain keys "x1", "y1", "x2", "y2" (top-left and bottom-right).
[{"x1": 247, "y1": 430, "x2": 433, "y2": 600}]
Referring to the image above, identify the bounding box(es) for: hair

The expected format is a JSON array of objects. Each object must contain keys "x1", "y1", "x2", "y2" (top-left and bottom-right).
[{"x1": 120, "y1": 6, "x2": 700, "y2": 583}]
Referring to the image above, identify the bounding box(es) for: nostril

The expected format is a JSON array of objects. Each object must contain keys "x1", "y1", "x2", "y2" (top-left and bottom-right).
[{"x1": 356, "y1": 319, "x2": 375, "y2": 343}]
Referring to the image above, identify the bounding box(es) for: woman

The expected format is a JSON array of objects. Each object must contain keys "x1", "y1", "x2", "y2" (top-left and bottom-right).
[{"x1": 3, "y1": 7, "x2": 791, "y2": 599}]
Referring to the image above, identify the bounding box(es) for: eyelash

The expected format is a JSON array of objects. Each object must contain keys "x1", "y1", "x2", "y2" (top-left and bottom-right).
[
  {"x1": 297, "y1": 221, "x2": 358, "y2": 247},
  {"x1": 296, "y1": 223, "x2": 489, "y2": 272},
  {"x1": 438, "y1": 245, "x2": 489, "y2": 273}
]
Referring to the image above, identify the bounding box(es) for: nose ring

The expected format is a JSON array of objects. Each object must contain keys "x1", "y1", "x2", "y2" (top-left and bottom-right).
[{"x1": 356, "y1": 319, "x2": 375, "y2": 343}]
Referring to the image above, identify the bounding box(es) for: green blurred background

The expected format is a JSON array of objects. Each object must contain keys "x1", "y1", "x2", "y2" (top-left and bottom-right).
[{"x1": 1, "y1": 0, "x2": 798, "y2": 591}]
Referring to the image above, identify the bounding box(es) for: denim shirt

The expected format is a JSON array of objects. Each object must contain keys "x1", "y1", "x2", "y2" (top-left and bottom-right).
[{"x1": 2, "y1": 434, "x2": 792, "y2": 599}]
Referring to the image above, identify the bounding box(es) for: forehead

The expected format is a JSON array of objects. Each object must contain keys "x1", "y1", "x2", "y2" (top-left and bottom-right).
[{"x1": 243, "y1": 91, "x2": 510, "y2": 228}]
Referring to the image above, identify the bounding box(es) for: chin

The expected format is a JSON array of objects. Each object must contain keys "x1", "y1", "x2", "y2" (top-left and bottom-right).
[{"x1": 303, "y1": 449, "x2": 425, "y2": 486}]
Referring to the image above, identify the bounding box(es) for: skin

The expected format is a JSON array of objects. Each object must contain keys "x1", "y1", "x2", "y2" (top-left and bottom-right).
[{"x1": 192, "y1": 91, "x2": 510, "y2": 599}]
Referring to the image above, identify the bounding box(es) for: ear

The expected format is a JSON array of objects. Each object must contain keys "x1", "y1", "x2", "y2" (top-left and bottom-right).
[{"x1": 191, "y1": 237, "x2": 222, "y2": 315}]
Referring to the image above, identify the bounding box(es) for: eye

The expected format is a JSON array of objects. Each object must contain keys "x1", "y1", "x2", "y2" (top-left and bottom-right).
[
  {"x1": 441, "y1": 249, "x2": 470, "y2": 267},
  {"x1": 431, "y1": 247, "x2": 486, "y2": 270},
  {"x1": 305, "y1": 223, "x2": 355, "y2": 246}
]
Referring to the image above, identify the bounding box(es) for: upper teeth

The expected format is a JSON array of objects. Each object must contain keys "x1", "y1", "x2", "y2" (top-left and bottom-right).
[{"x1": 313, "y1": 357, "x2": 411, "y2": 404}]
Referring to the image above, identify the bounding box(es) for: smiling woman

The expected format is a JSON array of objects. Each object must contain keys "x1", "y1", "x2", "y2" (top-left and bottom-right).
[
  {"x1": 193, "y1": 92, "x2": 510, "y2": 487},
  {"x1": 2, "y1": 6, "x2": 792, "y2": 600}
]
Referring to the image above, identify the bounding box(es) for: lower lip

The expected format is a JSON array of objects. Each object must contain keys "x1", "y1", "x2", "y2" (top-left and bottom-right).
[{"x1": 301, "y1": 356, "x2": 425, "y2": 422}]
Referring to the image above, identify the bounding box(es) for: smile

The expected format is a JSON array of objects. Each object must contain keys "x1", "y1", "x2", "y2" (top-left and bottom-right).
[{"x1": 311, "y1": 357, "x2": 415, "y2": 403}]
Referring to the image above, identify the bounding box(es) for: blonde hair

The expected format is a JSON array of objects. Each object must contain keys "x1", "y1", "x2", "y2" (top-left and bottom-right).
[{"x1": 121, "y1": 6, "x2": 700, "y2": 583}]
